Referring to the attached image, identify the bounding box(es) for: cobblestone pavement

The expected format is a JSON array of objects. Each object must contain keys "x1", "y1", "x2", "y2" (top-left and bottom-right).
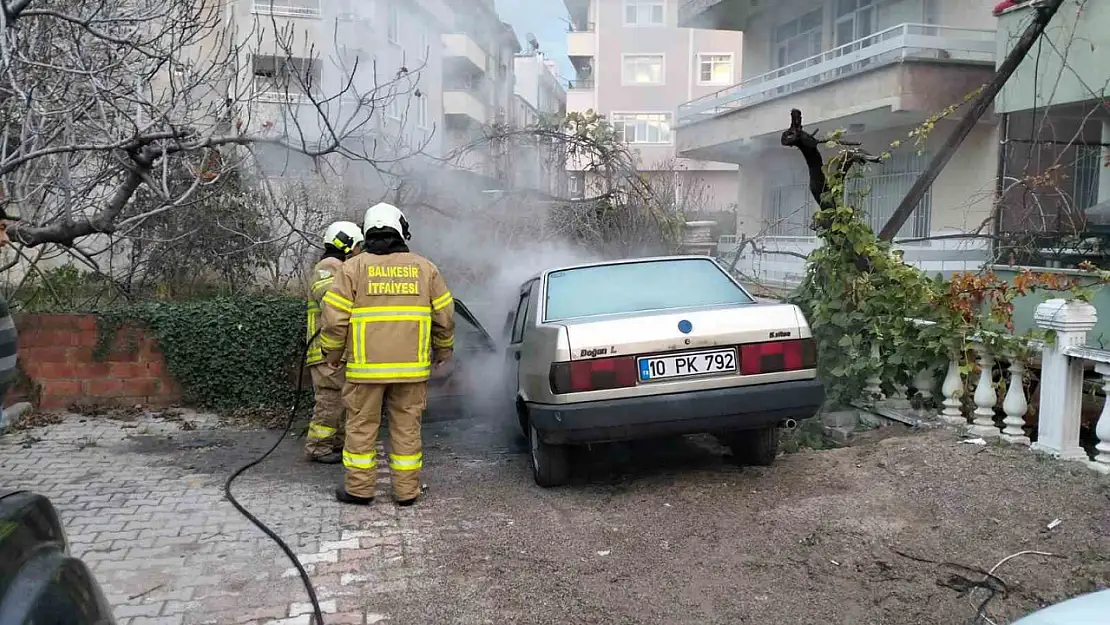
[
  {"x1": 1, "y1": 412, "x2": 436, "y2": 625},
  {"x1": 3, "y1": 410, "x2": 1110, "y2": 625}
]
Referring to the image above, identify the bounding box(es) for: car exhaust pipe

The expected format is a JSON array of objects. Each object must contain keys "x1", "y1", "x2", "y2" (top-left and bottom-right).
[{"x1": 780, "y1": 418, "x2": 798, "y2": 430}]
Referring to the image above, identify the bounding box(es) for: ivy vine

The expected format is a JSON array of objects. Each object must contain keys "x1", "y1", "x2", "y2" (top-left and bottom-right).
[
  {"x1": 94, "y1": 297, "x2": 308, "y2": 411},
  {"x1": 783, "y1": 108, "x2": 1109, "y2": 409}
]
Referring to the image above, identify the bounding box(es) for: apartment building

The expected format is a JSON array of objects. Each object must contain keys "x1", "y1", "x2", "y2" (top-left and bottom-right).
[
  {"x1": 678, "y1": 0, "x2": 1001, "y2": 286},
  {"x1": 441, "y1": 0, "x2": 522, "y2": 182},
  {"x1": 237, "y1": 0, "x2": 450, "y2": 179},
  {"x1": 563, "y1": 0, "x2": 743, "y2": 211},
  {"x1": 512, "y1": 51, "x2": 569, "y2": 196}
]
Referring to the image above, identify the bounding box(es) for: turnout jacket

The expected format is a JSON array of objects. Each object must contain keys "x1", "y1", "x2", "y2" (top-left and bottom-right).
[
  {"x1": 306, "y1": 256, "x2": 345, "y2": 366},
  {"x1": 320, "y1": 251, "x2": 455, "y2": 384}
]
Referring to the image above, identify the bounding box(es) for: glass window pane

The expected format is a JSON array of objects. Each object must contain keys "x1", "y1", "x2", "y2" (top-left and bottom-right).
[
  {"x1": 544, "y1": 259, "x2": 753, "y2": 322},
  {"x1": 626, "y1": 3, "x2": 637, "y2": 24},
  {"x1": 651, "y1": 4, "x2": 663, "y2": 24}
]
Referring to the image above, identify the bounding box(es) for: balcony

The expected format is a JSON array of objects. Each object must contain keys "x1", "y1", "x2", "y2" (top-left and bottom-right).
[
  {"x1": 444, "y1": 90, "x2": 487, "y2": 125},
  {"x1": 567, "y1": 25, "x2": 595, "y2": 58},
  {"x1": 566, "y1": 88, "x2": 596, "y2": 115},
  {"x1": 679, "y1": 24, "x2": 994, "y2": 126},
  {"x1": 251, "y1": 0, "x2": 321, "y2": 18},
  {"x1": 567, "y1": 78, "x2": 594, "y2": 91},
  {"x1": 995, "y1": 0, "x2": 1110, "y2": 113},
  {"x1": 443, "y1": 33, "x2": 487, "y2": 75},
  {"x1": 676, "y1": 23, "x2": 996, "y2": 163}
]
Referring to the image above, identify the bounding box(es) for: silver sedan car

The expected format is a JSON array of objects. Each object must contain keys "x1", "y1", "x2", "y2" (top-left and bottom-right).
[{"x1": 501, "y1": 255, "x2": 826, "y2": 486}]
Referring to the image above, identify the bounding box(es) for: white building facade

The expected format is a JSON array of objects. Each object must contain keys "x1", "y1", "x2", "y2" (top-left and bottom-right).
[{"x1": 679, "y1": 0, "x2": 1001, "y2": 287}]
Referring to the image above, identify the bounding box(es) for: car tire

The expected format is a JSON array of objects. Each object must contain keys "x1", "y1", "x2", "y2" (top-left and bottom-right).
[
  {"x1": 515, "y1": 399, "x2": 528, "y2": 438},
  {"x1": 728, "y1": 426, "x2": 780, "y2": 467},
  {"x1": 529, "y1": 424, "x2": 570, "y2": 487}
]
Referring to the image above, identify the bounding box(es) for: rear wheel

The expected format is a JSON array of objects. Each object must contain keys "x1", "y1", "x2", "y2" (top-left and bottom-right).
[
  {"x1": 530, "y1": 424, "x2": 570, "y2": 487},
  {"x1": 727, "y1": 426, "x2": 780, "y2": 467}
]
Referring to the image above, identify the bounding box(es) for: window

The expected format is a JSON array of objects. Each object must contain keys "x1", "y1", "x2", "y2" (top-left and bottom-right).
[
  {"x1": 543, "y1": 259, "x2": 753, "y2": 323},
  {"x1": 569, "y1": 172, "x2": 585, "y2": 199},
  {"x1": 252, "y1": 54, "x2": 319, "y2": 99},
  {"x1": 610, "y1": 112, "x2": 672, "y2": 144},
  {"x1": 416, "y1": 94, "x2": 428, "y2": 128},
  {"x1": 387, "y1": 2, "x2": 400, "y2": 44},
  {"x1": 697, "y1": 53, "x2": 733, "y2": 85},
  {"x1": 621, "y1": 54, "x2": 664, "y2": 85},
  {"x1": 624, "y1": 0, "x2": 665, "y2": 26},
  {"x1": 772, "y1": 8, "x2": 823, "y2": 70},
  {"x1": 385, "y1": 95, "x2": 401, "y2": 120},
  {"x1": 418, "y1": 26, "x2": 430, "y2": 61},
  {"x1": 510, "y1": 283, "x2": 534, "y2": 344}
]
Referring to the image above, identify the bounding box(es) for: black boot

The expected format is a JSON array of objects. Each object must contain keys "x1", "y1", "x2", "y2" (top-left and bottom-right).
[
  {"x1": 310, "y1": 452, "x2": 342, "y2": 465},
  {"x1": 394, "y1": 496, "x2": 417, "y2": 507},
  {"x1": 335, "y1": 487, "x2": 374, "y2": 505}
]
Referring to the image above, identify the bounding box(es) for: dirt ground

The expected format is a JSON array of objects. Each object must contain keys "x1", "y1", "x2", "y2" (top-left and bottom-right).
[
  {"x1": 5, "y1": 403, "x2": 1109, "y2": 625},
  {"x1": 373, "y1": 414, "x2": 1110, "y2": 625}
]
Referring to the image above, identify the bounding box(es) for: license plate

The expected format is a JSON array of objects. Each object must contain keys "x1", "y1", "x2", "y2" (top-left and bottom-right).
[{"x1": 637, "y1": 349, "x2": 737, "y2": 382}]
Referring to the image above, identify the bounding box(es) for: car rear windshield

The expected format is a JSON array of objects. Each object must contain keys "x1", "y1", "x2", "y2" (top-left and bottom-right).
[{"x1": 543, "y1": 258, "x2": 753, "y2": 322}]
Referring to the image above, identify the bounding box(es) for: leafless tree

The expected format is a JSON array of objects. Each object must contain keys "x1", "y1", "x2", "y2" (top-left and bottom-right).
[{"x1": 0, "y1": 0, "x2": 432, "y2": 284}]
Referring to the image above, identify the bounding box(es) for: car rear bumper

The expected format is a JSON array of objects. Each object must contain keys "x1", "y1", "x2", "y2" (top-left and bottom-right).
[{"x1": 526, "y1": 379, "x2": 825, "y2": 445}]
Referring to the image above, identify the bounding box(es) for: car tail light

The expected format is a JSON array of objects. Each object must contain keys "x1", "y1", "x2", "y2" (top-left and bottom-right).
[
  {"x1": 740, "y1": 338, "x2": 817, "y2": 375},
  {"x1": 550, "y1": 356, "x2": 639, "y2": 394}
]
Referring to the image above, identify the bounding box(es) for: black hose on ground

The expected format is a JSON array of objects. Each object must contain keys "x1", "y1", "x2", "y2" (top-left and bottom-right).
[{"x1": 224, "y1": 332, "x2": 325, "y2": 625}]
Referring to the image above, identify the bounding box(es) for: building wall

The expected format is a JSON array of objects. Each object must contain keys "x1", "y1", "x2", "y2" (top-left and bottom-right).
[
  {"x1": 735, "y1": 119, "x2": 998, "y2": 238},
  {"x1": 232, "y1": 0, "x2": 448, "y2": 159},
  {"x1": 996, "y1": 0, "x2": 1110, "y2": 114},
  {"x1": 567, "y1": 0, "x2": 744, "y2": 211}
]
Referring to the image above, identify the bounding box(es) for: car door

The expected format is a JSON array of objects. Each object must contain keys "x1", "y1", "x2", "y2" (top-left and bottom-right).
[{"x1": 503, "y1": 280, "x2": 535, "y2": 401}]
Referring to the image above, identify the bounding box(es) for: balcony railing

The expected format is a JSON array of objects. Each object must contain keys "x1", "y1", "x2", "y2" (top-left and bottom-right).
[
  {"x1": 568, "y1": 21, "x2": 596, "y2": 33},
  {"x1": 677, "y1": 23, "x2": 995, "y2": 127},
  {"x1": 251, "y1": 1, "x2": 321, "y2": 17},
  {"x1": 568, "y1": 79, "x2": 595, "y2": 91}
]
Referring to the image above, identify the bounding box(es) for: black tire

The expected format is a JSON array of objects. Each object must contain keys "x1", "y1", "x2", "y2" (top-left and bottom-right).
[
  {"x1": 728, "y1": 426, "x2": 780, "y2": 467},
  {"x1": 529, "y1": 424, "x2": 570, "y2": 487},
  {"x1": 516, "y1": 399, "x2": 528, "y2": 438}
]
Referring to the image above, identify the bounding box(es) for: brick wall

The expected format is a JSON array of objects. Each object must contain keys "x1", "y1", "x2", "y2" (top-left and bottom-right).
[{"x1": 6, "y1": 314, "x2": 182, "y2": 411}]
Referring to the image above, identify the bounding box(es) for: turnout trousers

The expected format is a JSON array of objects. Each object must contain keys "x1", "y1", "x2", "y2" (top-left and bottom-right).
[
  {"x1": 341, "y1": 381, "x2": 428, "y2": 500},
  {"x1": 304, "y1": 362, "x2": 346, "y2": 458}
]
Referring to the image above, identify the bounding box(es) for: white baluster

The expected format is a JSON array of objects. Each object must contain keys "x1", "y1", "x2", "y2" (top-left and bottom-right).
[
  {"x1": 968, "y1": 346, "x2": 1000, "y2": 438},
  {"x1": 864, "y1": 342, "x2": 884, "y2": 403},
  {"x1": 1092, "y1": 363, "x2": 1110, "y2": 474},
  {"x1": 940, "y1": 356, "x2": 966, "y2": 426},
  {"x1": 1000, "y1": 359, "x2": 1030, "y2": 445},
  {"x1": 1031, "y1": 299, "x2": 1096, "y2": 461}
]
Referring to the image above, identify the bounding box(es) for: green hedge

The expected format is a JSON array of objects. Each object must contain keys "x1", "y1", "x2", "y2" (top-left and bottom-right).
[{"x1": 95, "y1": 296, "x2": 309, "y2": 411}]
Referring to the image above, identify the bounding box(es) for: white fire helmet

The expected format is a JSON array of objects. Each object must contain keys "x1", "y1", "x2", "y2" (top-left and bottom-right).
[
  {"x1": 322, "y1": 221, "x2": 364, "y2": 255},
  {"x1": 363, "y1": 202, "x2": 411, "y2": 240}
]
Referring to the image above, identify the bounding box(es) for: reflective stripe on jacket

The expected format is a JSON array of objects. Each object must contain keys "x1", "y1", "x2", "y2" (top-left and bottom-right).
[
  {"x1": 320, "y1": 251, "x2": 455, "y2": 384},
  {"x1": 306, "y1": 256, "x2": 344, "y2": 365}
]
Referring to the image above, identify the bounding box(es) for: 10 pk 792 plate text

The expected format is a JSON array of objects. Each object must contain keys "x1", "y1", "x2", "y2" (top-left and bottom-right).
[{"x1": 637, "y1": 349, "x2": 738, "y2": 382}]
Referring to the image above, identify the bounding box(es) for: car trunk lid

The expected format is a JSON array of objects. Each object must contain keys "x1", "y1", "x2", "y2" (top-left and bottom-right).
[{"x1": 563, "y1": 303, "x2": 803, "y2": 360}]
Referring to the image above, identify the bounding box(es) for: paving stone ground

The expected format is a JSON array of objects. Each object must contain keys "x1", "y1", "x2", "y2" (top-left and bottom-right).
[{"x1": 1, "y1": 413, "x2": 433, "y2": 625}]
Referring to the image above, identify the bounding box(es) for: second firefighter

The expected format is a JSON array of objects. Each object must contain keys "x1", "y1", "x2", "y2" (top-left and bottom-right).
[{"x1": 304, "y1": 221, "x2": 364, "y2": 464}]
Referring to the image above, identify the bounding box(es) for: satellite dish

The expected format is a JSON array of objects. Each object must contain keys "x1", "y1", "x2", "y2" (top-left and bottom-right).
[{"x1": 526, "y1": 33, "x2": 540, "y2": 52}]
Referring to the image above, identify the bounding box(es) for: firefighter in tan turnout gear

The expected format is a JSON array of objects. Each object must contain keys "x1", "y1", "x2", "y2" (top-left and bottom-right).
[
  {"x1": 320, "y1": 202, "x2": 455, "y2": 506},
  {"x1": 304, "y1": 221, "x2": 364, "y2": 464}
]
